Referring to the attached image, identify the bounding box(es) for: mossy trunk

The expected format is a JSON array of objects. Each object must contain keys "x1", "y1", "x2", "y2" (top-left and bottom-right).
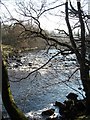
[{"x1": 2, "y1": 62, "x2": 28, "y2": 120}]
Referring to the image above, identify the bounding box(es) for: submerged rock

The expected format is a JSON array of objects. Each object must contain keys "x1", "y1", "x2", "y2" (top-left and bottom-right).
[
  {"x1": 42, "y1": 109, "x2": 55, "y2": 116},
  {"x1": 66, "y1": 92, "x2": 78, "y2": 101},
  {"x1": 55, "y1": 101, "x2": 66, "y2": 109}
]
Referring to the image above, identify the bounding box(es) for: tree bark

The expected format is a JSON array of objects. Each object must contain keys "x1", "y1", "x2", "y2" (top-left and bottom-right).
[
  {"x1": 80, "y1": 64, "x2": 90, "y2": 114},
  {"x1": 65, "y1": 1, "x2": 90, "y2": 115},
  {"x1": 77, "y1": 2, "x2": 90, "y2": 114},
  {"x1": 2, "y1": 62, "x2": 28, "y2": 120}
]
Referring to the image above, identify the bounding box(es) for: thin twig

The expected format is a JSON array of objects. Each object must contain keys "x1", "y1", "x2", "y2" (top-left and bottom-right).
[
  {"x1": 64, "y1": 82, "x2": 85, "y2": 99},
  {"x1": 67, "y1": 67, "x2": 80, "y2": 81},
  {"x1": 10, "y1": 51, "x2": 61, "y2": 82}
]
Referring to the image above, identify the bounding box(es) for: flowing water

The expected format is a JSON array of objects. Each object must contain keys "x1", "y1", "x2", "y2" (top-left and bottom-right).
[{"x1": 3, "y1": 49, "x2": 85, "y2": 119}]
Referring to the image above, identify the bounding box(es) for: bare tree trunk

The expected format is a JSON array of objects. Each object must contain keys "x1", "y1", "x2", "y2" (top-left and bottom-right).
[
  {"x1": 80, "y1": 64, "x2": 90, "y2": 114},
  {"x1": 65, "y1": 1, "x2": 90, "y2": 115},
  {"x1": 2, "y1": 62, "x2": 28, "y2": 120},
  {"x1": 77, "y1": 1, "x2": 90, "y2": 114}
]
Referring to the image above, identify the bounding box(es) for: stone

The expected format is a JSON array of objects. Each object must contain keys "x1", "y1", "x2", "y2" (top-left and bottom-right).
[
  {"x1": 42, "y1": 109, "x2": 55, "y2": 116},
  {"x1": 55, "y1": 101, "x2": 66, "y2": 109},
  {"x1": 66, "y1": 93, "x2": 78, "y2": 100},
  {"x1": 28, "y1": 63, "x2": 32, "y2": 66}
]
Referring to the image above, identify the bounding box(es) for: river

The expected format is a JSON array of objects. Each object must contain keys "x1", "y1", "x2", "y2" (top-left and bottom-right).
[{"x1": 3, "y1": 49, "x2": 85, "y2": 119}]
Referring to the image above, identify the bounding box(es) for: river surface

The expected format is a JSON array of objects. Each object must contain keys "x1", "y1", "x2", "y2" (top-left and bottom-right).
[{"x1": 3, "y1": 49, "x2": 85, "y2": 119}]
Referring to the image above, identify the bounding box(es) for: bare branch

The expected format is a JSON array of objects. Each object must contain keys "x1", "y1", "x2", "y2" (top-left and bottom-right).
[
  {"x1": 10, "y1": 51, "x2": 62, "y2": 82},
  {"x1": 65, "y1": 2, "x2": 82, "y2": 63},
  {"x1": 55, "y1": 29, "x2": 69, "y2": 36},
  {"x1": 64, "y1": 82, "x2": 85, "y2": 98},
  {"x1": 68, "y1": 67, "x2": 80, "y2": 81},
  {"x1": 1, "y1": 2, "x2": 13, "y2": 19},
  {"x1": 77, "y1": 2, "x2": 86, "y2": 62},
  {"x1": 37, "y1": 3, "x2": 65, "y2": 17}
]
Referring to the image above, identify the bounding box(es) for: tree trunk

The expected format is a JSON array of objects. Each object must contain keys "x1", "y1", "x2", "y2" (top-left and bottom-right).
[
  {"x1": 65, "y1": 1, "x2": 90, "y2": 115},
  {"x1": 80, "y1": 64, "x2": 90, "y2": 115},
  {"x1": 2, "y1": 62, "x2": 28, "y2": 120}
]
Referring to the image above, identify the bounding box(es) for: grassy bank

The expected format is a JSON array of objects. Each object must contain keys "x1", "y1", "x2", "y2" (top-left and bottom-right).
[{"x1": 2, "y1": 44, "x2": 14, "y2": 56}]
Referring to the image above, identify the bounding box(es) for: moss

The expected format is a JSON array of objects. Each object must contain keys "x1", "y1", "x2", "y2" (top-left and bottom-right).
[
  {"x1": 2, "y1": 44, "x2": 14, "y2": 53},
  {"x1": 2, "y1": 62, "x2": 28, "y2": 120}
]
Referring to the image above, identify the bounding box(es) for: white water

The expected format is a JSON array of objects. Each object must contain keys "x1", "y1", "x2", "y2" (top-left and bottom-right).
[{"x1": 3, "y1": 49, "x2": 85, "y2": 119}]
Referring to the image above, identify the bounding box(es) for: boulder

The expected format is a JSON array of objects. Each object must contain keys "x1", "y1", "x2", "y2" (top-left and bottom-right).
[
  {"x1": 55, "y1": 101, "x2": 66, "y2": 109},
  {"x1": 66, "y1": 93, "x2": 78, "y2": 101},
  {"x1": 42, "y1": 109, "x2": 55, "y2": 116}
]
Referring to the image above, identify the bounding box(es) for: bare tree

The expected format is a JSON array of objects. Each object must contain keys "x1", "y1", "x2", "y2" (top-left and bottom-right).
[
  {"x1": 65, "y1": 0, "x2": 90, "y2": 114},
  {"x1": 1, "y1": 0, "x2": 90, "y2": 119},
  {"x1": 13, "y1": 0, "x2": 90, "y2": 114}
]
